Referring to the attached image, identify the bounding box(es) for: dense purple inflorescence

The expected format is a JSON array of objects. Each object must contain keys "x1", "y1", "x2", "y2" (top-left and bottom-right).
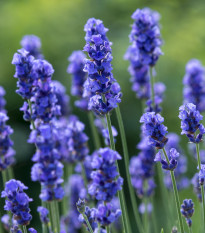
[
  {"x1": 83, "y1": 18, "x2": 122, "y2": 115},
  {"x1": 1, "y1": 179, "x2": 32, "y2": 226},
  {"x1": 37, "y1": 206, "x2": 50, "y2": 225},
  {"x1": 0, "y1": 112, "x2": 15, "y2": 171},
  {"x1": 21, "y1": 35, "x2": 43, "y2": 59},
  {"x1": 183, "y1": 59, "x2": 205, "y2": 112},
  {"x1": 0, "y1": 86, "x2": 7, "y2": 113},
  {"x1": 179, "y1": 103, "x2": 205, "y2": 143},
  {"x1": 130, "y1": 8, "x2": 163, "y2": 66},
  {"x1": 181, "y1": 199, "x2": 194, "y2": 227},
  {"x1": 140, "y1": 112, "x2": 168, "y2": 149}
]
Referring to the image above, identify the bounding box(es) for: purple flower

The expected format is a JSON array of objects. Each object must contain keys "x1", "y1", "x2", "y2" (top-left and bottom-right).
[
  {"x1": 181, "y1": 199, "x2": 194, "y2": 227},
  {"x1": 1, "y1": 214, "x2": 11, "y2": 231},
  {"x1": 155, "y1": 148, "x2": 179, "y2": 171},
  {"x1": 140, "y1": 112, "x2": 168, "y2": 149},
  {"x1": 179, "y1": 103, "x2": 205, "y2": 143},
  {"x1": 183, "y1": 59, "x2": 205, "y2": 112},
  {"x1": 37, "y1": 206, "x2": 49, "y2": 224},
  {"x1": 0, "y1": 86, "x2": 6, "y2": 113},
  {"x1": 0, "y1": 112, "x2": 16, "y2": 171},
  {"x1": 29, "y1": 122, "x2": 64, "y2": 201},
  {"x1": 130, "y1": 8, "x2": 163, "y2": 66},
  {"x1": 124, "y1": 45, "x2": 150, "y2": 99},
  {"x1": 51, "y1": 80, "x2": 71, "y2": 117},
  {"x1": 11, "y1": 225, "x2": 23, "y2": 233},
  {"x1": 28, "y1": 228, "x2": 37, "y2": 233},
  {"x1": 191, "y1": 173, "x2": 202, "y2": 202},
  {"x1": 21, "y1": 35, "x2": 43, "y2": 59},
  {"x1": 78, "y1": 205, "x2": 97, "y2": 232},
  {"x1": 95, "y1": 203, "x2": 121, "y2": 227},
  {"x1": 198, "y1": 164, "x2": 205, "y2": 185},
  {"x1": 1, "y1": 179, "x2": 32, "y2": 226},
  {"x1": 83, "y1": 18, "x2": 122, "y2": 115},
  {"x1": 67, "y1": 51, "x2": 88, "y2": 111},
  {"x1": 88, "y1": 148, "x2": 123, "y2": 202},
  {"x1": 12, "y1": 49, "x2": 36, "y2": 99},
  {"x1": 139, "y1": 203, "x2": 152, "y2": 214}
]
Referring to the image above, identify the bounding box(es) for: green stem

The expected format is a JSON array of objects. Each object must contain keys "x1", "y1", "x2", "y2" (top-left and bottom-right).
[
  {"x1": 81, "y1": 162, "x2": 88, "y2": 187},
  {"x1": 196, "y1": 143, "x2": 205, "y2": 227},
  {"x1": 23, "y1": 226, "x2": 27, "y2": 233},
  {"x1": 2, "y1": 170, "x2": 7, "y2": 187},
  {"x1": 115, "y1": 106, "x2": 144, "y2": 233},
  {"x1": 27, "y1": 99, "x2": 35, "y2": 130},
  {"x1": 151, "y1": 197, "x2": 158, "y2": 233},
  {"x1": 143, "y1": 200, "x2": 149, "y2": 233},
  {"x1": 82, "y1": 213, "x2": 94, "y2": 233},
  {"x1": 88, "y1": 111, "x2": 101, "y2": 149},
  {"x1": 106, "y1": 225, "x2": 110, "y2": 233},
  {"x1": 49, "y1": 201, "x2": 60, "y2": 233},
  {"x1": 189, "y1": 226, "x2": 193, "y2": 233},
  {"x1": 150, "y1": 67, "x2": 155, "y2": 105},
  {"x1": 106, "y1": 112, "x2": 131, "y2": 233},
  {"x1": 162, "y1": 148, "x2": 184, "y2": 233}
]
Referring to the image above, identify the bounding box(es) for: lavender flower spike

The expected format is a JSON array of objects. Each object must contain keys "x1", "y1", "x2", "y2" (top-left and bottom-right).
[
  {"x1": 179, "y1": 103, "x2": 205, "y2": 143},
  {"x1": 140, "y1": 112, "x2": 168, "y2": 149},
  {"x1": 181, "y1": 199, "x2": 194, "y2": 227},
  {"x1": 1, "y1": 179, "x2": 33, "y2": 226},
  {"x1": 0, "y1": 86, "x2": 7, "y2": 113},
  {"x1": 183, "y1": 59, "x2": 205, "y2": 112},
  {"x1": 0, "y1": 112, "x2": 15, "y2": 171},
  {"x1": 21, "y1": 35, "x2": 43, "y2": 59},
  {"x1": 130, "y1": 8, "x2": 163, "y2": 66}
]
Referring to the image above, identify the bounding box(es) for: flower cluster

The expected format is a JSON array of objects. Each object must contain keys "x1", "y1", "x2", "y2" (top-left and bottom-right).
[
  {"x1": 198, "y1": 164, "x2": 205, "y2": 185},
  {"x1": 0, "y1": 86, "x2": 6, "y2": 113},
  {"x1": 12, "y1": 49, "x2": 36, "y2": 100},
  {"x1": 1, "y1": 179, "x2": 32, "y2": 226},
  {"x1": 0, "y1": 112, "x2": 15, "y2": 171},
  {"x1": 183, "y1": 59, "x2": 205, "y2": 112},
  {"x1": 37, "y1": 206, "x2": 50, "y2": 225},
  {"x1": 88, "y1": 148, "x2": 123, "y2": 201},
  {"x1": 67, "y1": 51, "x2": 89, "y2": 111},
  {"x1": 191, "y1": 173, "x2": 203, "y2": 202},
  {"x1": 21, "y1": 35, "x2": 43, "y2": 59},
  {"x1": 83, "y1": 18, "x2": 122, "y2": 115},
  {"x1": 140, "y1": 112, "x2": 168, "y2": 149},
  {"x1": 29, "y1": 122, "x2": 64, "y2": 201},
  {"x1": 129, "y1": 137, "x2": 155, "y2": 198},
  {"x1": 163, "y1": 133, "x2": 189, "y2": 190},
  {"x1": 179, "y1": 103, "x2": 205, "y2": 143},
  {"x1": 181, "y1": 199, "x2": 194, "y2": 227},
  {"x1": 130, "y1": 8, "x2": 162, "y2": 66},
  {"x1": 155, "y1": 148, "x2": 179, "y2": 171},
  {"x1": 124, "y1": 45, "x2": 150, "y2": 99}
]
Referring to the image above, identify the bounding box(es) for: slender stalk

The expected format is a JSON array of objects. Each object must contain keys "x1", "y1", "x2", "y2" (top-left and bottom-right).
[
  {"x1": 143, "y1": 200, "x2": 149, "y2": 233},
  {"x1": 189, "y1": 227, "x2": 193, "y2": 233},
  {"x1": 7, "y1": 167, "x2": 14, "y2": 180},
  {"x1": 196, "y1": 143, "x2": 205, "y2": 227},
  {"x1": 106, "y1": 112, "x2": 131, "y2": 233},
  {"x1": 106, "y1": 225, "x2": 110, "y2": 233},
  {"x1": 81, "y1": 162, "x2": 88, "y2": 187},
  {"x1": 27, "y1": 99, "x2": 35, "y2": 130},
  {"x1": 88, "y1": 111, "x2": 101, "y2": 149},
  {"x1": 2, "y1": 170, "x2": 7, "y2": 187},
  {"x1": 82, "y1": 213, "x2": 94, "y2": 233},
  {"x1": 151, "y1": 197, "x2": 158, "y2": 233},
  {"x1": 23, "y1": 226, "x2": 28, "y2": 233},
  {"x1": 49, "y1": 201, "x2": 59, "y2": 233},
  {"x1": 162, "y1": 148, "x2": 184, "y2": 233},
  {"x1": 150, "y1": 67, "x2": 155, "y2": 105},
  {"x1": 115, "y1": 106, "x2": 144, "y2": 233}
]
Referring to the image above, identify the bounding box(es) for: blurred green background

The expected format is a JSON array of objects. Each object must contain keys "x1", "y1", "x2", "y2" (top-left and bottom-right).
[{"x1": 0, "y1": 0, "x2": 205, "y2": 232}]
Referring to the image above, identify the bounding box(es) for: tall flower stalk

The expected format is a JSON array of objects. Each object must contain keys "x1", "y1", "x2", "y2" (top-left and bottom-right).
[{"x1": 140, "y1": 112, "x2": 185, "y2": 233}]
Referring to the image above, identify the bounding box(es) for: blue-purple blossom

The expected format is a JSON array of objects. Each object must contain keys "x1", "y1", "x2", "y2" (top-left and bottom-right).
[
  {"x1": 140, "y1": 112, "x2": 168, "y2": 149},
  {"x1": 37, "y1": 206, "x2": 49, "y2": 225},
  {"x1": 146, "y1": 82, "x2": 166, "y2": 113},
  {"x1": 21, "y1": 35, "x2": 43, "y2": 59},
  {"x1": 11, "y1": 225, "x2": 22, "y2": 233},
  {"x1": 191, "y1": 173, "x2": 202, "y2": 202},
  {"x1": 155, "y1": 148, "x2": 179, "y2": 171},
  {"x1": 183, "y1": 59, "x2": 205, "y2": 112},
  {"x1": 95, "y1": 203, "x2": 121, "y2": 227},
  {"x1": 67, "y1": 51, "x2": 88, "y2": 111},
  {"x1": 1, "y1": 214, "x2": 11, "y2": 231},
  {"x1": 51, "y1": 80, "x2": 71, "y2": 117},
  {"x1": 29, "y1": 122, "x2": 64, "y2": 201},
  {"x1": 198, "y1": 164, "x2": 205, "y2": 185},
  {"x1": 130, "y1": 8, "x2": 163, "y2": 66},
  {"x1": 0, "y1": 112, "x2": 15, "y2": 171},
  {"x1": 124, "y1": 45, "x2": 150, "y2": 99},
  {"x1": 28, "y1": 228, "x2": 37, "y2": 233},
  {"x1": 1, "y1": 179, "x2": 32, "y2": 226},
  {"x1": 12, "y1": 49, "x2": 36, "y2": 99},
  {"x1": 78, "y1": 205, "x2": 97, "y2": 232},
  {"x1": 88, "y1": 148, "x2": 123, "y2": 202},
  {"x1": 179, "y1": 103, "x2": 205, "y2": 143},
  {"x1": 129, "y1": 137, "x2": 155, "y2": 198},
  {"x1": 0, "y1": 86, "x2": 6, "y2": 113},
  {"x1": 181, "y1": 199, "x2": 194, "y2": 227},
  {"x1": 83, "y1": 18, "x2": 122, "y2": 115}
]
